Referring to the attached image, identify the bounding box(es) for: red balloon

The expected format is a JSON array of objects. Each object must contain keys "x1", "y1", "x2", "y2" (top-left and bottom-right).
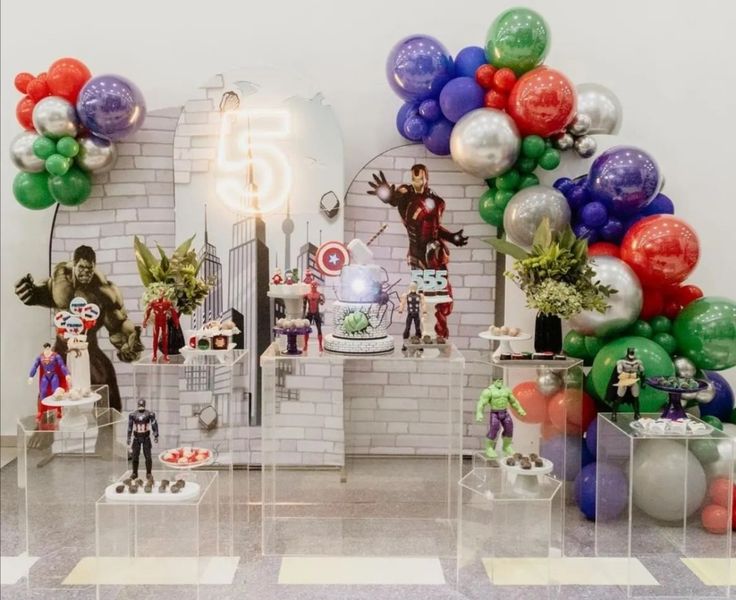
[
  {"x1": 620, "y1": 215, "x2": 700, "y2": 287},
  {"x1": 493, "y1": 68, "x2": 517, "y2": 94},
  {"x1": 663, "y1": 300, "x2": 682, "y2": 320},
  {"x1": 484, "y1": 89, "x2": 507, "y2": 110},
  {"x1": 507, "y1": 67, "x2": 577, "y2": 137},
  {"x1": 548, "y1": 390, "x2": 595, "y2": 435},
  {"x1": 26, "y1": 78, "x2": 50, "y2": 101},
  {"x1": 47, "y1": 57, "x2": 91, "y2": 103},
  {"x1": 672, "y1": 284, "x2": 703, "y2": 307},
  {"x1": 702, "y1": 504, "x2": 729, "y2": 534},
  {"x1": 16, "y1": 96, "x2": 35, "y2": 130},
  {"x1": 512, "y1": 381, "x2": 548, "y2": 424},
  {"x1": 640, "y1": 287, "x2": 665, "y2": 320},
  {"x1": 588, "y1": 242, "x2": 620, "y2": 258},
  {"x1": 708, "y1": 477, "x2": 734, "y2": 509},
  {"x1": 14, "y1": 72, "x2": 34, "y2": 93},
  {"x1": 475, "y1": 64, "x2": 497, "y2": 89}
]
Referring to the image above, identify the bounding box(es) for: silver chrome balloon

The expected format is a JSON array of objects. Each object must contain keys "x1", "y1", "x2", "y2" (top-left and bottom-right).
[
  {"x1": 76, "y1": 135, "x2": 118, "y2": 173},
  {"x1": 574, "y1": 135, "x2": 597, "y2": 158},
  {"x1": 673, "y1": 356, "x2": 697, "y2": 379},
  {"x1": 575, "y1": 83, "x2": 622, "y2": 135},
  {"x1": 536, "y1": 367, "x2": 563, "y2": 396},
  {"x1": 551, "y1": 132, "x2": 574, "y2": 151},
  {"x1": 9, "y1": 131, "x2": 45, "y2": 173},
  {"x1": 32, "y1": 96, "x2": 79, "y2": 140},
  {"x1": 695, "y1": 381, "x2": 716, "y2": 404},
  {"x1": 568, "y1": 114, "x2": 592, "y2": 137},
  {"x1": 568, "y1": 256, "x2": 642, "y2": 337},
  {"x1": 503, "y1": 185, "x2": 570, "y2": 248},
  {"x1": 703, "y1": 436, "x2": 735, "y2": 479},
  {"x1": 450, "y1": 108, "x2": 520, "y2": 179}
]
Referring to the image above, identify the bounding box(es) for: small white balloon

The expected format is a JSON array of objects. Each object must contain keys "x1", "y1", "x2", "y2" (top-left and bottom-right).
[
  {"x1": 32, "y1": 96, "x2": 79, "y2": 139},
  {"x1": 450, "y1": 108, "x2": 520, "y2": 179},
  {"x1": 9, "y1": 131, "x2": 45, "y2": 172},
  {"x1": 568, "y1": 114, "x2": 592, "y2": 137},
  {"x1": 76, "y1": 135, "x2": 118, "y2": 173},
  {"x1": 576, "y1": 83, "x2": 623, "y2": 135},
  {"x1": 574, "y1": 135, "x2": 597, "y2": 159}
]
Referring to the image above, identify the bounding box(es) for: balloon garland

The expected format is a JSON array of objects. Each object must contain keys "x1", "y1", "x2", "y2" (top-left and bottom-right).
[{"x1": 10, "y1": 58, "x2": 146, "y2": 210}]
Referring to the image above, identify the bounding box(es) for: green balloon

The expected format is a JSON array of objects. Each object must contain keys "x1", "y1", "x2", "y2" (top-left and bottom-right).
[
  {"x1": 628, "y1": 320, "x2": 653, "y2": 338},
  {"x1": 479, "y1": 190, "x2": 496, "y2": 224},
  {"x1": 538, "y1": 148, "x2": 561, "y2": 170},
  {"x1": 521, "y1": 135, "x2": 546, "y2": 159},
  {"x1": 48, "y1": 167, "x2": 91, "y2": 206},
  {"x1": 45, "y1": 153, "x2": 72, "y2": 177},
  {"x1": 494, "y1": 189, "x2": 514, "y2": 209},
  {"x1": 488, "y1": 206, "x2": 505, "y2": 228},
  {"x1": 649, "y1": 315, "x2": 672, "y2": 334},
  {"x1": 690, "y1": 439, "x2": 720, "y2": 464},
  {"x1": 32, "y1": 136, "x2": 56, "y2": 160},
  {"x1": 56, "y1": 136, "x2": 80, "y2": 158},
  {"x1": 515, "y1": 156, "x2": 537, "y2": 174},
  {"x1": 519, "y1": 174, "x2": 540, "y2": 189},
  {"x1": 584, "y1": 335, "x2": 604, "y2": 359},
  {"x1": 673, "y1": 297, "x2": 736, "y2": 371},
  {"x1": 563, "y1": 330, "x2": 587, "y2": 358},
  {"x1": 591, "y1": 336, "x2": 675, "y2": 413},
  {"x1": 485, "y1": 7, "x2": 550, "y2": 75},
  {"x1": 701, "y1": 415, "x2": 723, "y2": 431},
  {"x1": 585, "y1": 372, "x2": 600, "y2": 400},
  {"x1": 652, "y1": 332, "x2": 677, "y2": 355},
  {"x1": 496, "y1": 169, "x2": 520, "y2": 191},
  {"x1": 13, "y1": 171, "x2": 55, "y2": 210}
]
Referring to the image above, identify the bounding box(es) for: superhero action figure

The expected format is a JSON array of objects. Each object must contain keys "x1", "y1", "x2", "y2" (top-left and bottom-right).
[
  {"x1": 606, "y1": 347, "x2": 644, "y2": 421},
  {"x1": 303, "y1": 268, "x2": 315, "y2": 285},
  {"x1": 143, "y1": 291, "x2": 180, "y2": 363},
  {"x1": 303, "y1": 281, "x2": 325, "y2": 352},
  {"x1": 271, "y1": 268, "x2": 283, "y2": 285},
  {"x1": 127, "y1": 399, "x2": 159, "y2": 481},
  {"x1": 368, "y1": 164, "x2": 468, "y2": 339},
  {"x1": 476, "y1": 379, "x2": 527, "y2": 459},
  {"x1": 27, "y1": 343, "x2": 71, "y2": 420},
  {"x1": 398, "y1": 282, "x2": 427, "y2": 350}
]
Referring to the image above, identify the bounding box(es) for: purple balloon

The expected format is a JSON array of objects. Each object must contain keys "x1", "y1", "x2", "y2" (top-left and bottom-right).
[
  {"x1": 699, "y1": 371, "x2": 734, "y2": 421},
  {"x1": 588, "y1": 146, "x2": 661, "y2": 217},
  {"x1": 422, "y1": 118, "x2": 453, "y2": 155},
  {"x1": 641, "y1": 192, "x2": 675, "y2": 216},
  {"x1": 386, "y1": 35, "x2": 454, "y2": 102},
  {"x1": 454, "y1": 46, "x2": 487, "y2": 78},
  {"x1": 568, "y1": 185, "x2": 590, "y2": 212},
  {"x1": 403, "y1": 115, "x2": 428, "y2": 141},
  {"x1": 599, "y1": 217, "x2": 624, "y2": 242},
  {"x1": 396, "y1": 102, "x2": 418, "y2": 138},
  {"x1": 585, "y1": 418, "x2": 597, "y2": 458},
  {"x1": 439, "y1": 77, "x2": 484, "y2": 123},
  {"x1": 573, "y1": 222, "x2": 599, "y2": 244},
  {"x1": 554, "y1": 177, "x2": 575, "y2": 196},
  {"x1": 76, "y1": 74, "x2": 146, "y2": 141},
  {"x1": 540, "y1": 434, "x2": 582, "y2": 481},
  {"x1": 574, "y1": 462, "x2": 628, "y2": 521},
  {"x1": 418, "y1": 99, "x2": 441, "y2": 123},
  {"x1": 581, "y1": 201, "x2": 609, "y2": 228}
]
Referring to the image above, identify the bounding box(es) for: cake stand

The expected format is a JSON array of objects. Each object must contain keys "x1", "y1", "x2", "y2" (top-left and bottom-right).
[
  {"x1": 267, "y1": 286, "x2": 307, "y2": 320},
  {"x1": 273, "y1": 325, "x2": 312, "y2": 355},
  {"x1": 41, "y1": 391, "x2": 101, "y2": 431},
  {"x1": 179, "y1": 343, "x2": 236, "y2": 364},
  {"x1": 478, "y1": 330, "x2": 531, "y2": 358},
  {"x1": 645, "y1": 378, "x2": 709, "y2": 420},
  {"x1": 499, "y1": 456, "x2": 554, "y2": 497}
]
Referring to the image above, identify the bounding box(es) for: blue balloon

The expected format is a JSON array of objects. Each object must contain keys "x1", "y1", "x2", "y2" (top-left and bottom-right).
[
  {"x1": 418, "y1": 99, "x2": 441, "y2": 123},
  {"x1": 76, "y1": 74, "x2": 146, "y2": 141},
  {"x1": 422, "y1": 118, "x2": 453, "y2": 155},
  {"x1": 580, "y1": 201, "x2": 609, "y2": 228},
  {"x1": 403, "y1": 115, "x2": 428, "y2": 141},
  {"x1": 554, "y1": 177, "x2": 575, "y2": 196},
  {"x1": 573, "y1": 222, "x2": 599, "y2": 244},
  {"x1": 699, "y1": 371, "x2": 734, "y2": 421},
  {"x1": 454, "y1": 46, "x2": 487, "y2": 78},
  {"x1": 641, "y1": 192, "x2": 675, "y2": 216},
  {"x1": 585, "y1": 418, "x2": 597, "y2": 459},
  {"x1": 439, "y1": 77, "x2": 484, "y2": 123},
  {"x1": 568, "y1": 185, "x2": 590, "y2": 212},
  {"x1": 574, "y1": 462, "x2": 628, "y2": 521},
  {"x1": 599, "y1": 217, "x2": 624, "y2": 242},
  {"x1": 386, "y1": 35, "x2": 454, "y2": 102},
  {"x1": 588, "y1": 146, "x2": 661, "y2": 217},
  {"x1": 396, "y1": 102, "x2": 418, "y2": 138},
  {"x1": 540, "y1": 434, "x2": 582, "y2": 481}
]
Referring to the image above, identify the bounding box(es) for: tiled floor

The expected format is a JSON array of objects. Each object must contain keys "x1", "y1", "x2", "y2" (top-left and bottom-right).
[{"x1": 0, "y1": 453, "x2": 732, "y2": 600}]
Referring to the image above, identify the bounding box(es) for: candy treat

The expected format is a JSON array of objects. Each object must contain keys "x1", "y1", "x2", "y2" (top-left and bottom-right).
[
  {"x1": 115, "y1": 485, "x2": 125, "y2": 494},
  {"x1": 534, "y1": 458, "x2": 544, "y2": 468},
  {"x1": 144, "y1": 483, "x2": 152, "y2": 493},
  {"x1": 175, "y1": 479, "x2": 186, "y2": 488},
  {"x1": 129, "y1": 484, "x2": 138, "y2": 494},
  {"x1": 506, "y1": 457, "x2": 516, "y2": 466}
]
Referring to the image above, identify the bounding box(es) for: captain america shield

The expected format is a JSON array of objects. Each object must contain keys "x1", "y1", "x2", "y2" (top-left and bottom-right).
[{"x1": 315, "y1": 241, "x2": 350, "y2": 277}]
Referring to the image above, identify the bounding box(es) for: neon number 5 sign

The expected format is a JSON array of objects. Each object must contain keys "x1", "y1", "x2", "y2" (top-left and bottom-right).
[{"x1": 216, "y1": 108, "x2": 292, "y2": 215}]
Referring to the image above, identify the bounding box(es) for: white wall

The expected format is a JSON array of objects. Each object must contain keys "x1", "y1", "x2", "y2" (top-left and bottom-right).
[{"x1": 2, "y1": 0, "x2": 735, "y2": 435}]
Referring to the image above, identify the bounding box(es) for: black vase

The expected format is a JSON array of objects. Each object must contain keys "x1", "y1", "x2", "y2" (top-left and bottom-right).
[{"x1": 534, "y1": 312, "x2": 562, "y2": 353}]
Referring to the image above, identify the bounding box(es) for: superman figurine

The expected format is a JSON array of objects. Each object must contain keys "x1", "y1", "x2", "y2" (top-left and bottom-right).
[{"x1": 28, "y1": 343, "x2": 71, "y2": 419}]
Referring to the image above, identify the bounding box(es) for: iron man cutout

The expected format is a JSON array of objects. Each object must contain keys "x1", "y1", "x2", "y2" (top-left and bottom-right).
[{"x1": 143, "y1": 291, "x2": 180, "y2": 363}]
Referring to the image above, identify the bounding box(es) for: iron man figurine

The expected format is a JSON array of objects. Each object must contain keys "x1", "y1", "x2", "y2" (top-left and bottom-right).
[
  {"x1": 368, "y1": 164, "x2": 468, "y2": 338},
  {"x1": 143, "y1": 291, "x2": 180, "y2": 363},
  {"x1": 303, "y1": 281, "x2": 325, "y2": 352}
]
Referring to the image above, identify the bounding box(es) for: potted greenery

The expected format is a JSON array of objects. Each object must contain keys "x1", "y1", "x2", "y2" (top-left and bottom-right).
[
  {"x1": 486, "y1": 219, "x2": 615, "y2": 353},
  {"x1": 134, "y1": 235, "x2": 212, "y2": 355}
]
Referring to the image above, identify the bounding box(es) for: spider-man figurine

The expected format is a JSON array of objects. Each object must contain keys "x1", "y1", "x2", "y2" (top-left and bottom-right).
[
  {"x1": 368, "y1": 164, "x2": 468, "y2": 338},
  {"x1": 303, "y1": 281, "x2": 325, "y2": 352},
  {"x1": 143, "y1": 291, "x2": 180, "y2": 363}
]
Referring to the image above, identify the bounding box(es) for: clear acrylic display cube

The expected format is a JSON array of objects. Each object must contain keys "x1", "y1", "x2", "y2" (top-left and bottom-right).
[
  {"x1": 260, "y1": 343, "x2": 465, "y2": 560},
  {"x1": 458, "y1": 466, "x2": 562, "y2": 598},
  {"x1": 595, "y1": 413, "x2": 735, "y2": 598}
]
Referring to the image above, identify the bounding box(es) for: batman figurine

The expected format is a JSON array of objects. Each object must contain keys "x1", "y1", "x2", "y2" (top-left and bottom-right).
[{"x1": 605, "y1": 347, "x2": 645, "y2": 421}]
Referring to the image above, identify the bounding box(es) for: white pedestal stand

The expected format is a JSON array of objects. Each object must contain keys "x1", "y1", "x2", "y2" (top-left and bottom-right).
[
  {"x1": 478, "y1": 331, "x2": 532, "y2": 358},
  {"x1": 422, "y1": 295, "x2": 453, "y2": 340}
]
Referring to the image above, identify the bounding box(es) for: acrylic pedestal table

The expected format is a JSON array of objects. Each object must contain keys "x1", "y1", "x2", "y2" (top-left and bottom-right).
[
  {"x1": 15, "y1": 391, "x2": 127, "y2": 593},
  {"x1": 260, "y1": 342, "x2": 464, "y2": 583},
  {"x1": 458, "y1": 465, "x2": 562, "y2": 599},
  {"x1": 40, "y1": 390, "x2": 102, "y2": 431},
  {"x1": 595, "y1": 413, "x2": 735, "y2": 598}
]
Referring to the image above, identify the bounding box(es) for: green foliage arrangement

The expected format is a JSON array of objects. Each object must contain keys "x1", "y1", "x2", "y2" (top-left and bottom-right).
[
  {"x1": 134, "y1": 235, "x2": 211, "y2": 315},
  {"x1": 486, "y1": 219, "x2": 616, "y2": 319}
]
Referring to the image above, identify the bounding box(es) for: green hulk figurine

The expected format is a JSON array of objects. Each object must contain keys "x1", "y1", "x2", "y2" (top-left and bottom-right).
[{"x1": 476, "y1": 379, "x2": 527, "y2": 459}]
